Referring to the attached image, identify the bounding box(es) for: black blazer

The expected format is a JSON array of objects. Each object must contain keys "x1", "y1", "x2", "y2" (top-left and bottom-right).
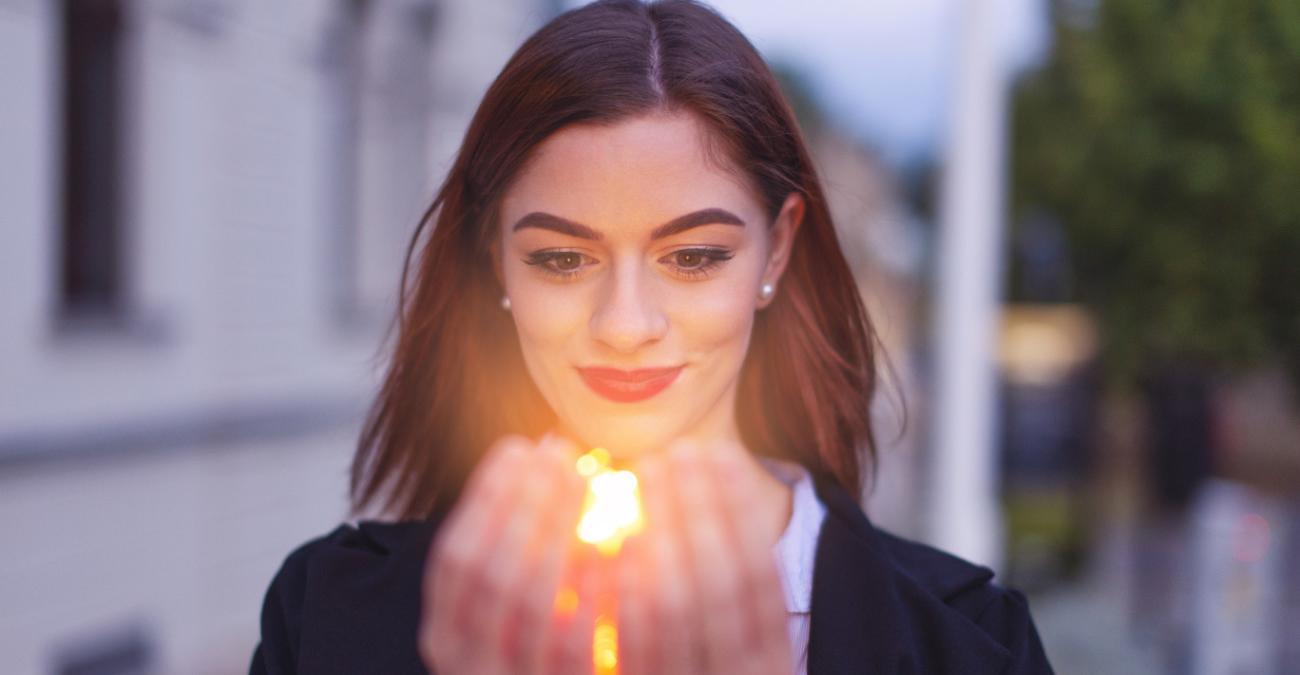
[{"x1": 250, "y1": 471, "x2": 1054, "y2": 674}]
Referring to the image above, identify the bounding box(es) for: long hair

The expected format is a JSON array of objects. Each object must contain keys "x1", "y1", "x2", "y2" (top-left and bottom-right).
[{"x1": 351, "y1": 0, "x2": 881, "y2": 518}]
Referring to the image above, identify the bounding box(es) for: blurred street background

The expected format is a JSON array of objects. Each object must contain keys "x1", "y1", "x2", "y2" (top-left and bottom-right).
[{"x1": 1, "y1": 0, "x2": 1297, "y2": 673}]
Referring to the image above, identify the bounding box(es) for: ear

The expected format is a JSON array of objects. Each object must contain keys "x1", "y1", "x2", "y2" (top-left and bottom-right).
[{"x1": 758, "y1": 191, "x2": 804, "y2": 309}]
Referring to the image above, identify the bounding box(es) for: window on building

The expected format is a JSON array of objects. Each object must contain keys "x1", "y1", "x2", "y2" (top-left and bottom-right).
[
  {"x1": 321, "y1": 0, "x2": 436, "y2": 331},
  {"x1": 59, "y1": 0, "x2": 128, "y2": 324},
  {"x1": 321, "y1": 0, "x2": 369, "y2": 326}
]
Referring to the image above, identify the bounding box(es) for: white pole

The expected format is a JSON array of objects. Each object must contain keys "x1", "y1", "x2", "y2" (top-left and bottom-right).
[{"x1": 928, "y1": 0, "x2": 1007, "y2": 569}]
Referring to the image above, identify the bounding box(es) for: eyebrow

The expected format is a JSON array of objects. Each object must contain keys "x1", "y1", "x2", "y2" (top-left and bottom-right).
[{"x1": 510, "y1": 207, "x2": 746, "y2": 241}]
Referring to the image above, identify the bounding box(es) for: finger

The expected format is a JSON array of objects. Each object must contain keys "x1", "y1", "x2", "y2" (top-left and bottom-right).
[
  {"x1": 442, "y1": 434, "x2": 535, "y2": 548},
  {"x1": 464, "y1": 445, "x2": 558, "y2": 672},
  {"x1": 670, "y1": 442, "x2": 749, "y2": 672},
  {"x1": 616, "y1": 533, "x2": 650, "y2": 675},
  {"x1": 549, "y1": 545, "x2": 598, "y2": 675},
  {"x1": 708, "y1": 443, "x2": 794, "y2": 668},
  {"x1": 638, "y1": 452, "x2": 698, "y2": 674},
  {"x1": 479, "y1": 434, "x2": 587, "y2": 670},
  {"x1": 513, "y1": 437, "x2": 587, "y2": 673},
  {"x1": 422, "y1": 435, "x2": 532, "y2": 668}
]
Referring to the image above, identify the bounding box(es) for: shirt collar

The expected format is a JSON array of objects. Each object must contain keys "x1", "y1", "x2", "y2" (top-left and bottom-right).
[{"x1": 761, "y1": 456, "x2": 828, "y2": 614}]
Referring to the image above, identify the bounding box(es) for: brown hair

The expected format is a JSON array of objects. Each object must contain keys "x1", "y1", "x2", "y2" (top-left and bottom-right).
[{"x1": 352, "y1": 0, "x2": 881, "y2": 518}]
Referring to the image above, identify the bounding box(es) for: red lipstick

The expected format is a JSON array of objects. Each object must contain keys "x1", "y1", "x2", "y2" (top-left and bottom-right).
[{"x1": 577, "y1": 365, "x2": 684, "y2": 403}]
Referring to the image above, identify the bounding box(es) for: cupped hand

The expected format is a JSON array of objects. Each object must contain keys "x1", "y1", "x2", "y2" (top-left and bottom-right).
[
  {"x1": 617, "y1": 440, "x2": 794, "y2": 675},
  {"x1": 419, "y1": 433, "x2": 593, "y2": 675}
]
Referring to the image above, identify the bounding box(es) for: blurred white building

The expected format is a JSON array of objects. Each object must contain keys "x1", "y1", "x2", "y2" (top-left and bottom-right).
[
  {"x1": 0, "y1": 0, "x2": 553, "y2": 672},
  {"x1": 805, "y1": 131, "x2": 927, "y2": 537}
]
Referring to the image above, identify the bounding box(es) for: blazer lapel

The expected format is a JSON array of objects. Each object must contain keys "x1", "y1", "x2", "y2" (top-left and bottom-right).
[{"x1": 805, "y1": 472, "x2": 1012, "y2": 675}]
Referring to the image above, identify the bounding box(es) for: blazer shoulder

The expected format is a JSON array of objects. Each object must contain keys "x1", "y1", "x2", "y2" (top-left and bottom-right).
[
  {"x1": 875, "y1": 529, "x2": 997, "y2": 601},
  {"x1": 266, "y1": 519, "x2": 429, "y2": 591},
  {"x1": 249, "y1": 520, "x2": 435, "y2": 674},
  {"x1": 875, "y1": 529, "x2": 1055, "y2": 674},
  {"x1": 808, "y1": 473, "x2": 1054, "y2": 674}
]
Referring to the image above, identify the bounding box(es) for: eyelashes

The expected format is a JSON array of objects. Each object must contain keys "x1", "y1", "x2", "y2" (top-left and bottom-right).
[
  {"x1": 664, "y1": 247, "x2": 735, "y2": 279},
  {"x1": 522, "y1": 247, "x2": 735, "y2": 281},
  {"x1": 523, "y1": 250, "x2": 592, "y2": 278}
]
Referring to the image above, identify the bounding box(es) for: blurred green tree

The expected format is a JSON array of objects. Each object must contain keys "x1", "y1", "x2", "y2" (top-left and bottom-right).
[{"x1": 1010, "y1": 0, "x2": 1300, "y2": 391}]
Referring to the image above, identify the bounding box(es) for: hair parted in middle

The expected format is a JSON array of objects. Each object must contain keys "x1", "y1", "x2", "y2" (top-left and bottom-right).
[{"x1": 351, "y1": 0, "x2": 882, "y2": 519}]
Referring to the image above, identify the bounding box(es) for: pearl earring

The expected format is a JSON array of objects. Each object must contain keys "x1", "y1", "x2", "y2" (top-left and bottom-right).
[
  {"x1": 500, "y1": 295, "x2": 512, "y2": 311},
  {"x1": 759, "y1": 282, "x2": 775, "y2": 301}
]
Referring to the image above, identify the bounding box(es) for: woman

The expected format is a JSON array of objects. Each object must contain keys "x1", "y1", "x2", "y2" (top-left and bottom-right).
[{"x1": 250, "y1": 1, "x2": 1054, "y2": 673}]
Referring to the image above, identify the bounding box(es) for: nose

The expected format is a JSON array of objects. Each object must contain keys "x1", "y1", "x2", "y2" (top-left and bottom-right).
[{"x1": 589, "y1": 258, "x2": 669, "y2": 354}]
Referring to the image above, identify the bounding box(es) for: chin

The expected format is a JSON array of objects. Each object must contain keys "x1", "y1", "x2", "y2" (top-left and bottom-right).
[{"x1": 564, "y1": 413, "x2": 685, "y2": 462}]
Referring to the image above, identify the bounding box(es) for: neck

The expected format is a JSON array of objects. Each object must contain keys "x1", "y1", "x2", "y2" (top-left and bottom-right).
[{"x1": 751, "y1": 454, "x2": 796, "y2": 547}]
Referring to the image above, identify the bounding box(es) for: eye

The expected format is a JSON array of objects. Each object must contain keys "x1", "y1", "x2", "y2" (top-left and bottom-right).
[
  {"x1": 672, "y1": 250, "x2": 708, "y2": 269},
  {"x1": 523, "y1": 250, "x2": 598, "y2": 279},
  {"x1": 551, "y1": 252, "x2": 584, "y2": 271},
  {"x1": 660, "y1": 247, "x2": 734, "y2": 280}
]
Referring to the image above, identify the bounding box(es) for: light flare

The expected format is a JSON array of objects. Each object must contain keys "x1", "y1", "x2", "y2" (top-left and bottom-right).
[
  {"x1": 567, "y1": 447, "x2": 644, "y2": 675},
  {"x1": 593, "y1": 615, "x2": 619, "y2": 673},
  {"x1": 574, "y1": 448, "x2": 644, "y2": 556}
]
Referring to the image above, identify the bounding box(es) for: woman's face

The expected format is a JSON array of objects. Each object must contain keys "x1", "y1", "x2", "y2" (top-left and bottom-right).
[{"x1": 496, "y1": 110, "x2": 803, "y2": 460}]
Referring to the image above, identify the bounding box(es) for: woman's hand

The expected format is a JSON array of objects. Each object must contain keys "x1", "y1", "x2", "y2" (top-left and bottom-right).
[
  {"x1": 617, "y1": 440, "x2": 794, "y2": 675},
  {"x1": 419, "y1": 434, "x2": 593, "y2": 675}
]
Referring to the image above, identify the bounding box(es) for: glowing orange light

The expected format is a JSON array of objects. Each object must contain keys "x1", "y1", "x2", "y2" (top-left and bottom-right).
[
  {"x1": 574, "y1": 448, "x2": 644, "y2": 556},
  {"x1": 571, "y1": 448, "x2": 643, "y2": 675},
  {"x1": 593, "y1": 615, "x2": 619, "y2": 674},
  {"x1": 575, "y1": 447, "x2": 608, "y2": 477}
]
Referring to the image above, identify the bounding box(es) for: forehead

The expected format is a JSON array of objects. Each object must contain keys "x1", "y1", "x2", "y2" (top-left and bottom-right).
[{"x1": 500, "y1": 111, "x2": 763, "y2": 236}]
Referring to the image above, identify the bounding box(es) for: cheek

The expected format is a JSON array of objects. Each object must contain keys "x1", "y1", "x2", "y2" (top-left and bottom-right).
[
  {"x1": 667, "y1": 274, "x2": 759, "y2": 362},
  {"x1": 505, "y1": 275, "x2": 591, "y2": 362}
]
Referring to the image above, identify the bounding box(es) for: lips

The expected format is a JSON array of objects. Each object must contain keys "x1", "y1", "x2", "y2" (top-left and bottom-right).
[{"x1": 577, "y1": 365, "x2": 684, "y2": 403}]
